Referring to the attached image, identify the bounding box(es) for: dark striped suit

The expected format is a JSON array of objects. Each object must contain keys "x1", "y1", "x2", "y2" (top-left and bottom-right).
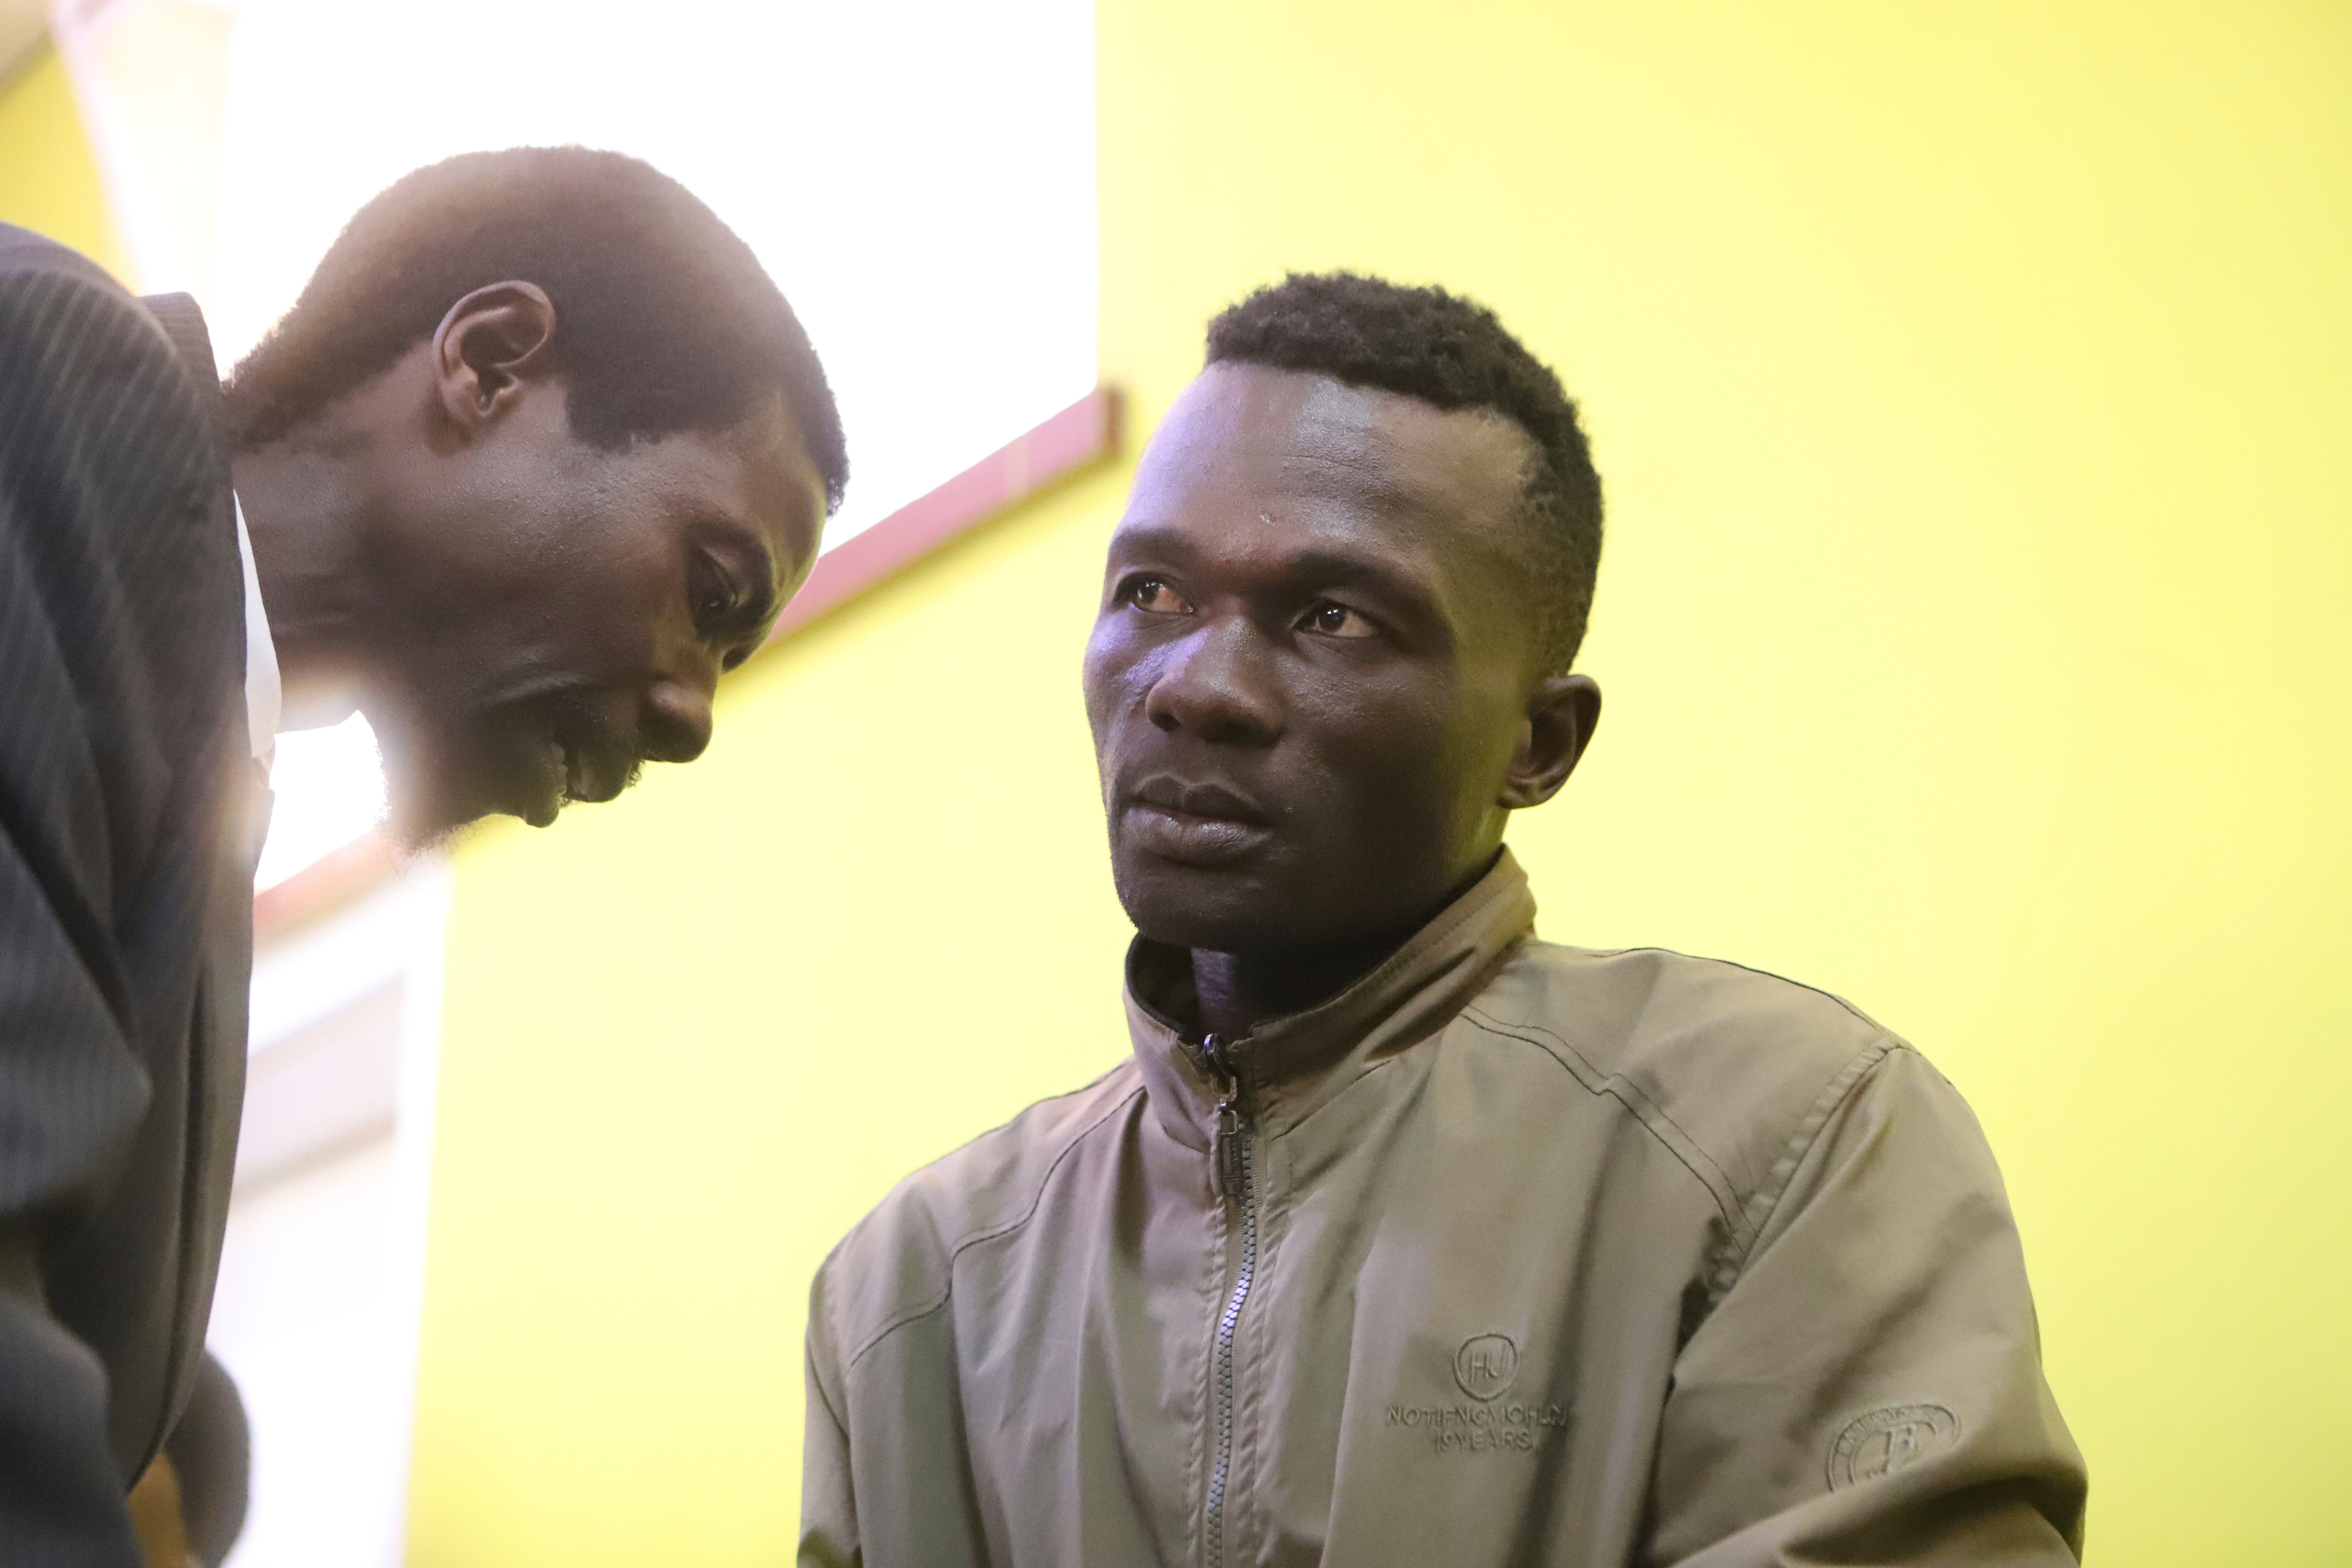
[{"x1": 0, "y1": 225, "x2": 263, "y2": 1566}]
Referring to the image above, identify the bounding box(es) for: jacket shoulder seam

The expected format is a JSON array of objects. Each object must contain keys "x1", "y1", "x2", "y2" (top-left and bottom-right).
[
  {"x1": 1459, "y1": 1008, "x2": 1749, "y2": 1245},
  {"x1": 1706, "y1": 1035, "x2": 1905, "y2": 1307},
  {"x1": 1530, "y1": 942, "x2": 1893, "y2": 1035},
  {"x1": 841, "y1": 1081, "x2": 1144, "y2": 1371}
]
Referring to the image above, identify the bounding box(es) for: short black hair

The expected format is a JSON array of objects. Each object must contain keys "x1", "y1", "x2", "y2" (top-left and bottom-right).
[
  {"x1": 225, "y1": 147, "x2": 848, "y2": 511},
  {"x1": 1206, "y1": 272, "x2": 1601, "y2": 671}
]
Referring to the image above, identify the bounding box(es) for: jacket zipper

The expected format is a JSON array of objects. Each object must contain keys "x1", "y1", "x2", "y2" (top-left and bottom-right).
[{"x1": 1200, "y1": 1032, "x2": 1257, "y2": 1568}]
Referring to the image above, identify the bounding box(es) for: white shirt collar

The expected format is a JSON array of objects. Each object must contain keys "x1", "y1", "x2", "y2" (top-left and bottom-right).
[{"x1": 234, "y1": 495, "x2": 282, "y2": 766}]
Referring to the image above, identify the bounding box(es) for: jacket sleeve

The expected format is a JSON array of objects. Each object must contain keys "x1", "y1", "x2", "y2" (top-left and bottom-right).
[
  {"x1": 1645, "y1": 1044, "x2": 2087, "y2": 1567},
  {"x1": 0, "y1": 242, "x2": 207, "y2": 1568},
  {"x1": 799, "y1": 1262, "x2": 861, "y2": 1568}
]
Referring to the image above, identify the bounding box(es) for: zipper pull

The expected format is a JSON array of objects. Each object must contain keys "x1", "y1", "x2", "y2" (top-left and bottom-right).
[
  {"x1": 1215, "y1": 1099, "x2": 1243, "y2": 1202},
  {"x1": 1200, "y1": 1033, "x2": 1244, "y2": 1201},
  {"x1": 1199, "y1": 1032, "x2": 1236, "y2": 1089}
]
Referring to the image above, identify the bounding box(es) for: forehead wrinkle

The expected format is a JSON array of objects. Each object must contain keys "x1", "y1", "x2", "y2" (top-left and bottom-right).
[{"x1": 1271, "y1": 441, "x2": 1428, "y2": 518}]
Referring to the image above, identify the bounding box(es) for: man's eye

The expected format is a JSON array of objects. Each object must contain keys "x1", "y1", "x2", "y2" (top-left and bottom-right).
[
  {"x1": 1300, "y1": 602, "x2": 1377, "y2": 639},
  {"x1": 1121, "y1": 576, "x2": 1193, "y2": 616},
  {"x1": 690, "y1": 554, "x2": 746, "y2": 631}
]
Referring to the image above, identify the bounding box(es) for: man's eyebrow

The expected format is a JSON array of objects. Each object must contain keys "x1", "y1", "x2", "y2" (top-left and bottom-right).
[
  {"x1": 1105, "y1": 522, "x2": 1205, "y2": 563},
  {"x1": 1277, "y1": 547, "x2": 1438, "y2": 611},
  {"x1": 1110, "y1": 525, "x2": 1438, "y2": 613}
]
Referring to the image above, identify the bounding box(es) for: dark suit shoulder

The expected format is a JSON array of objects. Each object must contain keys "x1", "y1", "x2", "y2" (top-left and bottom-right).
[
  {"x1": 0, "y1": 233, "x2": 228, "y2": 441},
  {"x1": 0, "y1": 238, "x2": 232, "y2": 596},
  {"x1": 0, "y1": 224, "x2": 127, "y2": 293},
  {"x1": 0, "y1": 230, "x2": 193, "y2": 432},
  {"x1": 0, "y1": 220, "x2": 243, "y2": 934}
]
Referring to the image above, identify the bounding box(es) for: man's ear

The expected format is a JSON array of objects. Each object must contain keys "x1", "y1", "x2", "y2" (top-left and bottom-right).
[
  {"x1": 432, "y1": 281, "x2": 557, "y2": 433},
  {"x1": 1498, "y1": 673, "x2": 1602, "y2": 811}
]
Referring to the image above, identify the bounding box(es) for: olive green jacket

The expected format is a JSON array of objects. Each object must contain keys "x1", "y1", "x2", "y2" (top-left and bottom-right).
[{"x1": 801, "y1": 851, "x2": 2085, "y2": 1566}]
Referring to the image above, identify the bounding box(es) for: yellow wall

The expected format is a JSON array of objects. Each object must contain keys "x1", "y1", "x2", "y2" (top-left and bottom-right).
[
  {"x1": 0, "y1": 41, "x2": 127, "y2": 277},
  {"x1": 407, "y1": 3, "x2": 2352, "y2": 1563}
]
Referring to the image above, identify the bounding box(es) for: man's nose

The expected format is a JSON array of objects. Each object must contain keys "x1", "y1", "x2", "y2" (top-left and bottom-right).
[
  {"x1": 1142, "y1": 616, "x2": 1281, "y2": 746},
  {"x1": 640, "y1": 674, "x2": 715, "y2": 764}
]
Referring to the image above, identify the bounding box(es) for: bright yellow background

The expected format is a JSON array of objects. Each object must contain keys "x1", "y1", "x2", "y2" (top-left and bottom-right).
[
  {"x1": 0, "y1": 43, "x2": 126, "y2": 277},
  {"x1": 9, "y1": 2, "x2": 2350, "y2": 1562}
]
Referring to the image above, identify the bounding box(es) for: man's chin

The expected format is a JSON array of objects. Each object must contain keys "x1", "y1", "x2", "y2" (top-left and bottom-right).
[
  {"x1": 390, "y1": 790, "x2": 570, "y2": 850},
  {"x1": 1114, "y1": 859, "x2": 1300, "y2": 955},
  {"x1": 1113, "y1": 850, "x2": 1442, "y2": 961},
  {"x1": 375, "y1": 718, "x2": 559, "y2": 843},
  {"x1": 379, "y1": 781, "x2": 474, "y2": 855},
  {"x1": 380, "y1": 759, "x2": 535, "y2": 849},
  {"x1": 368, "y1": 692, "x2": 638, "y2": 842}
]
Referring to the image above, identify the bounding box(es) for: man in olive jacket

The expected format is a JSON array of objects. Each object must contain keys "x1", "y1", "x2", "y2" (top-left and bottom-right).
[{"x1": 801, "y1": 274, "x2": 2086, "y2": 1565}]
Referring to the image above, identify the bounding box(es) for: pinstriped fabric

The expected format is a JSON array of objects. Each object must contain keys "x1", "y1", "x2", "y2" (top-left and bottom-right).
[{"x1": 0, "y1": 226, "x2": 250, "y2": 1568}]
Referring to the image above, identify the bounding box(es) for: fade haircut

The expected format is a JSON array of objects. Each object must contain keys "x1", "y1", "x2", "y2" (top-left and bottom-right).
[
  {"x1": 1206, "y1": 272, "x2": 1602, "y2": 672},
  {"x1": 224, "y1": 147, "x2": 849, "y2": 511}
]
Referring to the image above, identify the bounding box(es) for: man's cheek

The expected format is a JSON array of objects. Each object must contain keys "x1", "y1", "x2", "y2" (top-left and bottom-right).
[{"x1": 1318, "y1": 727, "x2": 1445, "y2": 816}]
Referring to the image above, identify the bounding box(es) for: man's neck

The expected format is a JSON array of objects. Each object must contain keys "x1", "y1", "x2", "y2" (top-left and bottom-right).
[
  {"x1": 1188, "y1": 931, "x2": 1409, "y2": 1041},
  {"x1": 1184, "y1": 850, "x2": 1509, "y2": 1040},
  {"x1": 231, "y1": 435, "x2": 368, "y2": 729}
]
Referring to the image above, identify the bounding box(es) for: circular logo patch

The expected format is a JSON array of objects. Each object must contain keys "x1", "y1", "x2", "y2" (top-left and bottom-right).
[
  {"x1": 1453, "y1": 1334, "x2": 1519, "y2": 1401},
  {"x1": 1827, "y1": 1403, "x2": 1961, "y2": 1489}
]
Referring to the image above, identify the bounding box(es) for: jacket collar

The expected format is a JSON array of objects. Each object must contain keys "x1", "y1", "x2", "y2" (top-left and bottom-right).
[{"x1": 1124, "y1": 848, "x2": 1539, "y2": 1153}]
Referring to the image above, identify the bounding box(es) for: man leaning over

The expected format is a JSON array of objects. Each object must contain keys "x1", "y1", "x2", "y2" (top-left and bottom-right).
[
  {"x1": 1, "y1": 147, "x2": 845, "y2": 1566},
  {"x1": 801, "y1": 273, "x2": 2085, "y2": 1565}
]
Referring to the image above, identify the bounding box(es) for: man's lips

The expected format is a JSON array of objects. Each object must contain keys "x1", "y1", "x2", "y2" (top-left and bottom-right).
[
  {"x1": 514, "y1": 737, "x2": 568, "y2": 828},
  {"x1": 1132, "y1": 775, "x2": 1270, "y2": 823},
  {"x1": 512, "y1": 725, "x2": 635, "y2": 828},
  {"x1": 1122, "y1": 775, "x2": 1276, "y2": 865}
]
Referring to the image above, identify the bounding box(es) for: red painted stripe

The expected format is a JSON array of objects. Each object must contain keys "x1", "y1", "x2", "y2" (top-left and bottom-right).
[
  {"x1": 254, "y1": 386, "x2": 1124, "y2": 939},
  {"x1": 252, "y1": 831, "x2": 398, "y2": 939},
  {"x1": 767, "y1": 385, "x2": 1120, "y2": 642}
]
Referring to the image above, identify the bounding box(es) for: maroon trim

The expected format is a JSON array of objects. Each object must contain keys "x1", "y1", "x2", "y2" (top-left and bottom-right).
[
  {"x1": 767, "y1": 385, "x2": 1120, "y2": 642},
  {"x1": 252, "y1": 831, "x2": 397, "y2": 940},
  {"x1": 254, "y1": 386, "x2": 1123, "y2": 940}
]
